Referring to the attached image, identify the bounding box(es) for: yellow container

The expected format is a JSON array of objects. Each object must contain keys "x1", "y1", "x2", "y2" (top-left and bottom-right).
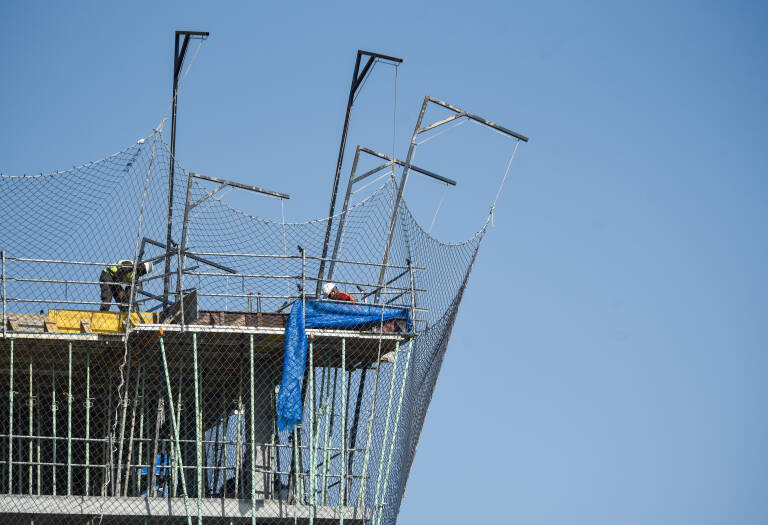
[{"x1": 48, "y1": 309, "x2": 157, "y2": 334}]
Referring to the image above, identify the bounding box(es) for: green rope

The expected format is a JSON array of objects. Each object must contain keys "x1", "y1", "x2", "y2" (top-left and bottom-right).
[
  {"x1": 372, "y1": 342, "x2": 401, "y2": 519},
  {"x1": 160, "y1": 336, "x2": 192, "y2": 525},
  {"x1": 193, "y1": 333, "x2": 203, "y2": 524},
  {"x1": 375, "y1": 340, "x2": 413, "y2": 525}
]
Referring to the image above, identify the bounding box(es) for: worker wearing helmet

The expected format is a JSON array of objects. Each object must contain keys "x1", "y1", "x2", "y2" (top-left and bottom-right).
[
  {"x1": 322, "y1": 282, "x2": 355, "y2": 302},
  {"x1": 99, "y1": 260, "x2": 154, "y2": 312}
]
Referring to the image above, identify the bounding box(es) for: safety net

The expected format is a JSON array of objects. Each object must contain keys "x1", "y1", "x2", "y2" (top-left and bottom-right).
[{"x1": 0, "y1": 110, "x2": 522, "y2": 524}]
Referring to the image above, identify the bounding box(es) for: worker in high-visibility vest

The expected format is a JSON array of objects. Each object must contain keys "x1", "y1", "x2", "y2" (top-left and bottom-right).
[{"x1": 99, "y1": 260, "x2": 153, "y2": 312}]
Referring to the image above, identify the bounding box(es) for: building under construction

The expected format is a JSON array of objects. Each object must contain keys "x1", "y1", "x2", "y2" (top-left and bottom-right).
[{"x1": 0, "y1": 33, "x2": 528, "y2": 524}]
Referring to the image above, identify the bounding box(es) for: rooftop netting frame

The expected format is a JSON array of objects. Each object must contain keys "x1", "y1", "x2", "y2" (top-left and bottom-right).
[{"x1": 0, "y1": 99, "x2": 525, "y2": 524}]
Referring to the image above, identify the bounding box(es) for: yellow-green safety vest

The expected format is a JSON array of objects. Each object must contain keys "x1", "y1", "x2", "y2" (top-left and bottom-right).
[{"x1": 106, "y1": 260, "x2": 134, "y2": 284}]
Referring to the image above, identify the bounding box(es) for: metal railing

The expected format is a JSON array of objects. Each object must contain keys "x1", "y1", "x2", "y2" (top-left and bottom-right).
[{"x1": 0, "y1": 248, "x2": 427, "y2": 334}]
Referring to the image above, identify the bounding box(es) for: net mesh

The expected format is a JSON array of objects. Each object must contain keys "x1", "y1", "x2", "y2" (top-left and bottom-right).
[{"x1": 0, "y1": 121, "x2": 519, "y2": 524}]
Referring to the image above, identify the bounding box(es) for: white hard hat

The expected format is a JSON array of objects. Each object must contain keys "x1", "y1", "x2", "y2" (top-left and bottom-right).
[
  {"x1": 142, "y1": 261, "x2": 154, "y2": 274},
  {"x1": 322, "y1": 282, "x2": 336, "y2": 297}
]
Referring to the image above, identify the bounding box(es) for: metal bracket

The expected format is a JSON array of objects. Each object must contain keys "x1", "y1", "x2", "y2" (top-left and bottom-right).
[{"x1": 326, "y1": 145, "x2": 454, "y2": 285}]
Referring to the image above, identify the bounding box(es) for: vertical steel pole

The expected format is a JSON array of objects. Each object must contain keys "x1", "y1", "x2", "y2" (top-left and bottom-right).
[
  {"x1": 179, "y1": 173, "x2": 194, "y2": 290},
  {"x1": 193, "y1": 333, "x2": 202, "y2": 523},
  {"x1": 7, "y1": 339, "x2": 13, "y2": 493},
  {"x1": 308, "y1": 339, "x2": 315, "y2": 524},
  {"x1": 1, "y1": 250, "x2": 6, "y2": 338},
  {"x1": 163, "y1": 32, "x2": 184, "y2": 316},
  {"x1": 298, "y1": 247, "x2": 307, "y2": 504},
  {"x1": 36, "y1": 382, "x2": 40, "y2": 495},
  {"x1": 85, "y1": 348, "x2": 91, "y2": 496},
  {"x1": 27, "y1": 360, "x2": 33, "y2": 495},
  {"x1": 178, "y1": 243, "x2": 185, "y2": 327},
  {"x1": 51, "y1": 364, "x2": 56, "y2": 495},
  {"x1": 234, "y1": 391, "x2": 242, "y2": 499},
  {"x1": 327, "y1": 148, "x2": 362, "y2": 283},
  {"x1": 320, "y1": 367, "x2": 336, "y2": 505},
  {"x1": 67, "y1": 342, "x2": 73, "y2": 495},
  {"x1": 292, "y1": 427, "x2": 301, "y2": 503},
  {"x1": 316, "y1": 52, "x2": 363, "y2": 296},
  {"x1": 249, "y1": 334, "x2": 256, "y2": 525},
  {"x1": 339, "y1": 338, "x2": 347, "y2": 521},
  {"x1": 136, "y1": 369, "x2": 146, "y2": 497},
  {"x1": 375, "y1": 97, "x2": 430, "y2": 298}
]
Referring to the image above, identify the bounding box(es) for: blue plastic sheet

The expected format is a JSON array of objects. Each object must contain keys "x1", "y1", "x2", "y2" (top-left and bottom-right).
[{"x1": 277, "y1": 300, "x2": 411, "y2": 431}]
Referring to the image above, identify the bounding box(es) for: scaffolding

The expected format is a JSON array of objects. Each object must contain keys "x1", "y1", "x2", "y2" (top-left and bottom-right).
[{"x1": 0, "y1": 39, "x2": 528, "y2": 525}]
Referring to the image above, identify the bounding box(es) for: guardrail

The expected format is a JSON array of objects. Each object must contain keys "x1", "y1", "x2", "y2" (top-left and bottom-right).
[{"x1": 0, "y1": 248, "x2": 427, "y2": 334}]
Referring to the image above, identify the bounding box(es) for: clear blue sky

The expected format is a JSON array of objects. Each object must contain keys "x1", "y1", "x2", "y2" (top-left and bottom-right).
[{"x1": 2, "y1": 1, "x2": 767, "y2": 524}]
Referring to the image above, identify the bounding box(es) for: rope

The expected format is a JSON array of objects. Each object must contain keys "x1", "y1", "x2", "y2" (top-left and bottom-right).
[
  {"x1": 427, "y1": 185, "x2": 448, "y2": 235},
  {"x1": 157, "y1": 38, "x2": 205, "y2": 131},
  {"x1": 487, "y1": 139, "x2": 520, "y2": 228}
]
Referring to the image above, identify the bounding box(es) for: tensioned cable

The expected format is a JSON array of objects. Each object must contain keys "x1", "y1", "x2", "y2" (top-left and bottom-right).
[
  {"x1": 157, "y1": 38, "x2": 205, "y2": 130},
  {"x1": 486, "y1": 139, "x2": 520, "y2": 228}
]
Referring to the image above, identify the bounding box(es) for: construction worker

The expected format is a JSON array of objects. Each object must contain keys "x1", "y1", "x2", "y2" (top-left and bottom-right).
[
  {"x1": 99, "y1": 260, "x2": 153, "y2": 312},
  {"x1": 322, "y1": 282, "x2": 355, "y2": 302}
]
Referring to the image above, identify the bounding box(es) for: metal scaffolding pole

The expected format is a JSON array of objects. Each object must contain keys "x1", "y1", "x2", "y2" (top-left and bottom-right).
[
  {"x1": 339, "y1": 338, "x2": 347, "y2": 523},
  {"x1": 51, "y1": 364, "x2": 56, "y2": 496},
  {"x1": 162, "y1": 30, "x2": 209, "y2": 316},
  {"x1": 85, "y1": 348, "x2": 91, "y2": 496},
  {"x1": 316, "y1": 50, "x2": 403, "y2": 296},
  {"x1": 249, "y1": 334, "x2": 256, "y2": 525},
  {"x1": 7, "y1": 339, "x2": 13, "y2": 494},
  {"x1": 193, "y1": 333, "x2": 202, "y2": 523},
  {"x1": 27, "y1": 360, "x2": 33, "y2": 496},
  {"x1": 1, "y1": 250, "x2": 6, "y2": 338},
  {"x1": 67, "y1": 342, "x2": 73, "y2": 496},
  {"x1": 308, "y1": 339, "x2": 316, "y2": 524}
]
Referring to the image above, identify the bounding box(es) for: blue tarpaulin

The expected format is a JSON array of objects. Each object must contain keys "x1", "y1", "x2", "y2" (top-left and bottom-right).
[{"x1": 277, "y1": 300, "x2": 411, "y2": 431}]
